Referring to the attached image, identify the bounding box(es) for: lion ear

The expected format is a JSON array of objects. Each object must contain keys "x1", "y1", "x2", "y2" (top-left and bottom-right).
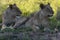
[
  {"x1": 9, "y1": 4, "x2": 13, "y2": 9},
  {"x1": 48, "y1": 3, "x2": 50, "y2": 5},
  {"x1": 13, "y1": 3, "x2": 16, "y2": 6},
  {"x1": 13, "y1": 3, "x2": 17, "y2": 8},
  {"x1": 40, "y1": 3, "x2": 45, "y2": 9}
]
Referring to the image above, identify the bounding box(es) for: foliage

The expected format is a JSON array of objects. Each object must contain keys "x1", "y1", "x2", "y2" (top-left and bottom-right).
[
  {"x1": 0, "y1": 0, "x2": 60, "y2": 28},
  {"x1": 0, "y1": 0, "x2": 59, "y2": 16},
  {"x1": 0, "y1": 0, "x2": 60, "y2": 40}
]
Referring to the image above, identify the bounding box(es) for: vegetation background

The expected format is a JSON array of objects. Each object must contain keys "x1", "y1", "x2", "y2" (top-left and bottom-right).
[
  {"x1": 0, "y1": 0, "x2": 60, "y2": 28},
  {"x1": 0, "y1": 0, "x2": 60, "y2": 40}
]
